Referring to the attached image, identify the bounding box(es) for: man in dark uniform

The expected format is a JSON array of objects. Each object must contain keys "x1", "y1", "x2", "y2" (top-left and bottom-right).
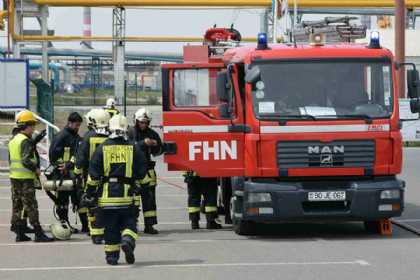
[
  {"x1": 9, "y1": 110, "x2": 54, "y2": 242},
  {"x1": 128, "y1": 108, "x2": 163, "y2": 234},
  {"x1": 74, "y1": 109, "x2": 110, "y2": 243},
  {"x1": 49, "y1": 112, "x2": 82, "y2": 231},
  {"x1": 84, "y1": 114, "x2": 147, "y2": 265},
  {"x1": 184, "y1": 172, "x2": 222, "y2": 230}
]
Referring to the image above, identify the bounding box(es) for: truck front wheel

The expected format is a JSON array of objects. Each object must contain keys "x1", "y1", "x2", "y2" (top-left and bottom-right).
[
  {"x1": 364, "y1": 221, "x2": 380, "y2": 234},
  {"x1": 233, "y1": 220, "x2": 257, "y2": 236}
]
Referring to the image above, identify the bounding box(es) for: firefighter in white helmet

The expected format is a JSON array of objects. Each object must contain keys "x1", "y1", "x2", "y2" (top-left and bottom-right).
[
  {"x1": 74, "y1": 109, "x2": 110, "y2": 242},
  {"x1": 128, "y1": 108, "x2": 163, "y2": 234},
  {"x1": 104, "y1": 98, "x2": 120, "y2": 118},
  {"x1": 84, "y1": 114, "x2": 147, "y2": 265}
]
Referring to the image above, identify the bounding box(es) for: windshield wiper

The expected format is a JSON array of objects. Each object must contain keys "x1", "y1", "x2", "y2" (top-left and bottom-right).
[
  {"x1": 258, "y1": 114, "x2": 317, "y2": 124},
  {"x1": 315, "y1": 114, "x2": 373, "y2": 124}
]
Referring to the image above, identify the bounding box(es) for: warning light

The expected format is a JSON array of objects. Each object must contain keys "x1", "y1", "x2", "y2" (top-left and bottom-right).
[
  {"x1": 368, "y1": 31, "x2": 381, "y2": 49},
  {"x1": 257, "y1": 32, "x2": 268, "y2": 50}
]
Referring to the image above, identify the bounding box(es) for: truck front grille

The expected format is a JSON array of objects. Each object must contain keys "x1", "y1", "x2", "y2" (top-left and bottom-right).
[{"x1": 276, "y1": 140, "x2": 375, "y2": 168}]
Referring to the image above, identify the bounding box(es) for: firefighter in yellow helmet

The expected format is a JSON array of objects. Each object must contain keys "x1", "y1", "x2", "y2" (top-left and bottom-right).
[
  {"x1": 104, "y1": 98, "x2": 120, "y2": 118},
  {"x1": 8, "y1": 110, "x2": 54, "y2": 242},
  {"x1": 83, "y1": 114, "x2": 147, "y2": 265},
  {"x1": 74, "y1": 109, "x2": 110, "y2": 243}
]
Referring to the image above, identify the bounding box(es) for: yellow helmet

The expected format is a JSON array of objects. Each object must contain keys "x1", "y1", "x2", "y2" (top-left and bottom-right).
[{"x1": 16, "y1": 110, "x2": 37, "y2": 125}]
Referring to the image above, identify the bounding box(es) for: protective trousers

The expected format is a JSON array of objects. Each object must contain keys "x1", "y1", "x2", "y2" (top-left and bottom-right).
[
  {"x1": 88, "y1": 208, "x2": 104, "y2": 237},
  {"x1": 55, "y1": 190, "x2": 77, "y2": 222},
  {"x1": 140, "y1": 169, "x2": 157, "y2": 226},
  {"x1": 102, "y1": 207, "x2": 138, "y2": 263},
  {"x1": 187, "y1": 177, "x2": 218, "y2": 222},
  {"x1": 10, "y1": 179, "x2": 41, "y2": 228}
]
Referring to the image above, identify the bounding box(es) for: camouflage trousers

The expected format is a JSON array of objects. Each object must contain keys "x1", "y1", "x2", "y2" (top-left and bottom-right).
[{"x1": 10, "y1": 179, "x2": 40, "y2": 228}]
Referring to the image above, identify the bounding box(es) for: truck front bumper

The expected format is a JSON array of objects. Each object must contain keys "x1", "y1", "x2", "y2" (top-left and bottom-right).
[{"x1": 239, "y1": 177, "x2": 405, "y2": 222}]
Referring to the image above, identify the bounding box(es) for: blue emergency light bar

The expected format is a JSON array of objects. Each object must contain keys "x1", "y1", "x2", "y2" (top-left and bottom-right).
[
  {"x1": 368, "y1": 31, "x2": 381, "y2": 49},
  {"x1": 257, "y1": 32, "x2": 268, "y2": 50}
]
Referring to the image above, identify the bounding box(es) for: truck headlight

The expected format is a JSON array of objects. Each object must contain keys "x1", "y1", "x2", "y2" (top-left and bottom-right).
[
  {"x1": 380, "y1": 190, "x2": 400, "y2": 199},
  {"x1": 248, "y1": 193, "x2": 271, "y2": 203}
]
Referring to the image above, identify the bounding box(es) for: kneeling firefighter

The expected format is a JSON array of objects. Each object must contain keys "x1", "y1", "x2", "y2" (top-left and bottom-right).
[
  {"x1": 183, "y1": 172, "x2": 222, "y2": 230},
  {"x1": 83, "y1": 114, "x2": 147, "y2": 265},
  {"x1": 74, "y1": 109, "x2": 110, "y2": 244},
  {"x1": 128, "y1": 108, "x2": 163, "y2": 234}
]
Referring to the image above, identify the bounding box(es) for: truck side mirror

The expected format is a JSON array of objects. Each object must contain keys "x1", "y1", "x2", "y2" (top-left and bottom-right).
[
  {"x1": 217, "y1": 71, "x2": 231, "y2": 102},
  {"x1": 407, "y1": 69, "x2": 420, "y2": 99},
  {"x1": 245, "y1": 66, "x2": 261, "y2": 83}
]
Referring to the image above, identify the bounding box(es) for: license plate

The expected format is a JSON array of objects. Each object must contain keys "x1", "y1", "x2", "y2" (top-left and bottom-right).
[{"x1": 308, "y1": 191, "x2": 346, "y2": 201}]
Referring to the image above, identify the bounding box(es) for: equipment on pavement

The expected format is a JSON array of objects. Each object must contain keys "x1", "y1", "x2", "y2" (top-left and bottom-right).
[{"x1": 50, "y1": 221, "x2": 72, "y2": 240}]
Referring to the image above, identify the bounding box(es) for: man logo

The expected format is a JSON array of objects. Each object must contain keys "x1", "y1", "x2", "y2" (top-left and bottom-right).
[
  {"x1": 189, "y1": 140, "x2": 237, "y2": 161},
  {"x1": 308, "y1": 145, "x2": 344, "y2": 167}
]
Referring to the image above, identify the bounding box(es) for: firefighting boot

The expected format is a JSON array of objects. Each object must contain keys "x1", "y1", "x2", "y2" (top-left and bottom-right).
[
  {"x1": 79, "y1": 214, "x2": 89, "y2": 233},
  {"x1": 121, "y1": 236, "x2": 136, "y2": 264},
  {"x1": 92, "y1": 235, "x2": 104, "y2": 245},
  {"x1": 106, "y1": 252, "x2": 119, "y2": 266},
  {"x1": 34, "y1": 226, "x2": 54, "y2": 242},
  {"x1": 144, "y1": 225, "x2": 158, "y2": 235},
  {"x1": 15, "y1": 225, "x2": 32, "y2": 242},
  {"x1": 206, "y1": 221, "x2": 222, "y2": 230}
]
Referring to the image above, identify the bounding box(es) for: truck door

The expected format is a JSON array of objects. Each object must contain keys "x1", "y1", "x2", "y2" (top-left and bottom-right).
[{"x1": 162, "y1": 63, "x2": 245, "y2": 177}]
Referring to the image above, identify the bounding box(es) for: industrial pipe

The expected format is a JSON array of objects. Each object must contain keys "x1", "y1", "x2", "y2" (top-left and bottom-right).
[
  {"x1": 395, "y1": 0, "x2": 405, "y2": 98},
  {"x1": 9, "y1": 0, "x2": 282, "y2": 42},
  {"x1": 30, "y1": 0, "x2": 420, "y2": 7}
]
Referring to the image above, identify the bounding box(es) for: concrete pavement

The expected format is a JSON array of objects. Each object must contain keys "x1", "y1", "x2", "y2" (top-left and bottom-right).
[{"x1": 0, "y1": 149, "x2": 419, "y2": 280}]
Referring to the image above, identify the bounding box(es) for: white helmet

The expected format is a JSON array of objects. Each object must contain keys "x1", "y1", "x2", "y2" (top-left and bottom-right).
[
  {"x1": 134, "y1": 107, "x2": 152, "y2": 123},
  {"x1": 50, "y1": 221, "x2": 72, "y2": 240},
  {"x1": 84, "y1": 110, "x2": 94, "y2": 127},
  {"x1": 109, "y1": 114, "x2": 129, "y2": 138},
  {"x1": 89, "y1": 109, "x2": 110, "y2": 129},
  {"x1": 106, "y1": 97, "x2": 116, "y2": 108}
]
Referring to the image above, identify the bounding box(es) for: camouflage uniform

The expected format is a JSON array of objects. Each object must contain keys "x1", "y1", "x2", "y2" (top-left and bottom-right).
[{"x1": 10, "y1": 179, "x2": 40, "y2": 228}]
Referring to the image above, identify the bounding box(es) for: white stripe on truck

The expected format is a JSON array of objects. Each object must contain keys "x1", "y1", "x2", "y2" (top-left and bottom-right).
[
  {"x1": 164, "y1": 125, "x2": 229, "y2": 133},
  {"x1": 261, "y1": 124, "x2": 390, "y2": 134}
]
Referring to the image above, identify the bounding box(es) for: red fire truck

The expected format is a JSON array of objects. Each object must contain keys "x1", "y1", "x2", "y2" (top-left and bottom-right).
[{"x1": 161, "y1": 27, "x2": 420, "y2": 235}]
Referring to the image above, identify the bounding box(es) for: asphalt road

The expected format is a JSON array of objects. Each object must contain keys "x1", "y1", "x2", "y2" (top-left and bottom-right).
[{"x1": 0, "y1": 149, "x2": 419, "y2": 280}]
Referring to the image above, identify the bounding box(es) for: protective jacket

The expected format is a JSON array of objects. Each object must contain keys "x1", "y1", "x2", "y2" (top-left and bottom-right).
[
  {"x1": 127, "y1": 126, "x2": 163, "y2": 164},
  {"x1": 74, "y1": 130, "x2": 108, "y2": 176},
  {"x1": 8, "y1": 133, "x2": 38, "y2": 179},
  {"x1": 49, "y1": 127, "x2": 81, "y2": 177},
  {"x1": 87, "y1": 137, "x2": 147, "y2": 209}
]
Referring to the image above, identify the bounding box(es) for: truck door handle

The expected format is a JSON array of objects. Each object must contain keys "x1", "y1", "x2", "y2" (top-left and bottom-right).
[{"x1": 228, "y1": 124, "x2": 251, "y2": 133}]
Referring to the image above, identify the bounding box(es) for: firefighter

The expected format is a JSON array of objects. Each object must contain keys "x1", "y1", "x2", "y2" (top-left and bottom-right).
[
  {"x1": 48, "y1": 112, "x2": 83, "y2": 232},
  {"x1": 128, "y1": 108, "x2": 163, "y2": 234},
  {"x1": 104, "y1": 98, "x2": 120, "y2": 118},
  {"x1": 184, "y1": 172, "x2": 222, "y2": 230},
  {"x1": 73, "y1": 109, "x2": 96, "y2": 233},
  {"x1": 74, "y1": 109, "x2": 110, "y2": 243},
  {"x1": 83, "y1": 114, "x2": 147, "y2": 265},
  {"x1": 8, "y1": 110, "x2": 54, "y2": 242}
]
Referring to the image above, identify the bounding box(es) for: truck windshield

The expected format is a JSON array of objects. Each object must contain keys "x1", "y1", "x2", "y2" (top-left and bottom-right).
[{"x1": 250, "y1": 59, "x2": 393, "y2": 121}]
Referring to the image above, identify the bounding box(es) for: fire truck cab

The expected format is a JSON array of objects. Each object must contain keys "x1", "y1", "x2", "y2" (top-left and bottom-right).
[{"x1": 162, "y1": 29, "x2": 420, "y2": 235}]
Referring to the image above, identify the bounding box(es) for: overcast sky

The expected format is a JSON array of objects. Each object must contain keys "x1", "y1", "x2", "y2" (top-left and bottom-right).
[{"x1": 0, "y1": 7, "x2": 335, "y2": 53}]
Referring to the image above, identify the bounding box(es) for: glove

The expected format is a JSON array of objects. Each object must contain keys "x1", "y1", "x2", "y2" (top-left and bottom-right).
[
  {"x1": 33, "y1": 129, "x2": 47, "y2": 144},
  {"x1": 80, "y1": 193, "x2": 97, "y2": 209}
]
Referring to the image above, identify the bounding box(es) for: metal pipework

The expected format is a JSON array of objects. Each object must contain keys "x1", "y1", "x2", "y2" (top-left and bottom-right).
[
  {"x1": 395, "y1": 0, "x2": 406, "y2": 98},
  {"x1": 30, "y1": 0, "x2": 420, "y2": 7}
]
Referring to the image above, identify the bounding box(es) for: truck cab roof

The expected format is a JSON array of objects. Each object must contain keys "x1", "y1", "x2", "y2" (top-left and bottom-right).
[{"x1": 223, "y1": 44, "x2": 394, "y2": 65}]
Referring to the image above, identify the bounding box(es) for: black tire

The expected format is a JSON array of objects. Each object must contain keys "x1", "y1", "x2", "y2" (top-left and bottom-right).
[
  {"x1": 233, "y1": 220, "x2": 256, "y2": 236},
  {"x1": 364, "y1": 221, "x2": 380, "y2": 234}
]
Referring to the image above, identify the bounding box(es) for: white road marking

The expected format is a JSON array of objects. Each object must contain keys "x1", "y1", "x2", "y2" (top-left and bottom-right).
[{"x1": 0, "y1": 260, "x2": 370, "y2": 271}]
